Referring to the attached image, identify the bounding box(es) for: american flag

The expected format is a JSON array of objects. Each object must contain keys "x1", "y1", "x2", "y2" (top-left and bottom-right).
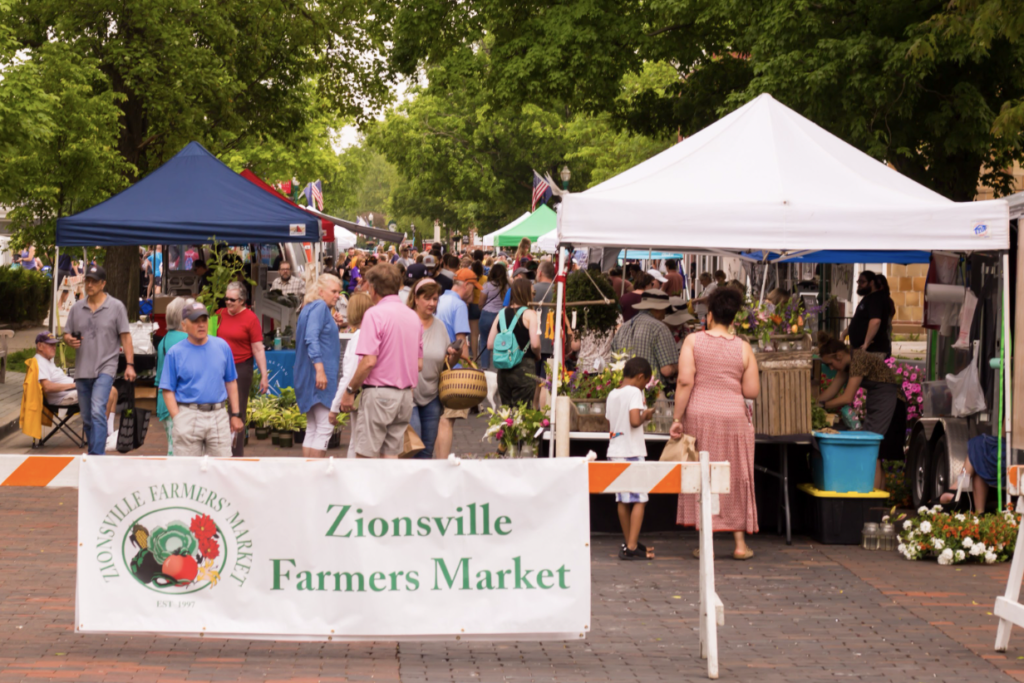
[
  {"x1": 311, "y1": 180, "x2": 323, "y2": 211},
  {"x1": 532, "y1": 170, "x2": 552, "y2": 211},
  {"x1": 302, "y1": 181, "x2": 324, "y2": 211}
]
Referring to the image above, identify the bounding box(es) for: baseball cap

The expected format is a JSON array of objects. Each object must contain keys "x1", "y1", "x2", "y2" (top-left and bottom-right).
[
  {"x1": 182, "y1": 302, "x2": 210, "y2": 322},
  {"x1": 513, "y1": 267, "x2": 531, "y2": 278},
  {"x1": 35, "y1": 332, "x2": 59, "y2": 345},
  {"x1": 406, "y1": 262, "x2": 428, "y2": 281},
  {"x1": 423, "y1": 254, "x2": 437, "y2": 268},
  {"x1": 84, "y1": 265, "x2": 106, "y2": 281},
  {"x1": 646, "y1": 268, "x2": 668, "y2": 284},
  {"x1": 455, "y1": 268, "x2": 481, "y2": 289}
]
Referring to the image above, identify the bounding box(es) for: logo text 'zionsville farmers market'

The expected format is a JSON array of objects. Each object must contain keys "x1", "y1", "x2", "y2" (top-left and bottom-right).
[{"x1": 93, "y1": 483, "x2": 253, "y2": 594}]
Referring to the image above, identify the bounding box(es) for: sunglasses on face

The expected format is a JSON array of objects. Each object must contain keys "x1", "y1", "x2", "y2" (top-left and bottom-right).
[{"x1": 224, "y1": 297, "x2": 242, "y2": 303}]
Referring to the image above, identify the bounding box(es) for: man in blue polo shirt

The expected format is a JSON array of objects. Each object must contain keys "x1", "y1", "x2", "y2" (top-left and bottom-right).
[{"x1": 160, "y1": 302, "x2": 243, "y2": 457}]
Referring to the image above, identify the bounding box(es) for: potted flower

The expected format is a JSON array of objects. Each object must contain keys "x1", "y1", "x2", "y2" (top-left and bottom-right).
[
  {"x1": 247, "y1": 395, "x2": 274, "y2": 440},
  {"x1": 277, "y1": 409, "x2": 300, "y2": 448},
  {"x1": 483, "y1": 403, "x2": 547, "y2": 457}
]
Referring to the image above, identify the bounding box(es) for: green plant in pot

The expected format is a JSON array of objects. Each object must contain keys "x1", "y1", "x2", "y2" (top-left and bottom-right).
[
  {"x1": 193, "y1": 237, "x2": 256, "y2": 335},
  {"x1": 564, "y1": 270, "x2": 619, "y2": 370},
  {"x1": 277, "y1": 408, "x2": 302, "y2": 448},
  {"x1": 248, "y1": 395, "x2": 274, "y2": 440}
]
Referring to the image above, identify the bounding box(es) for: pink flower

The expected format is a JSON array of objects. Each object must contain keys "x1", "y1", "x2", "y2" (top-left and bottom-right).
[
  {"x1": 496, "y1": 429, "x2": 504, "y2": 439},
  {"x1": 505, "y1": 418, "x2": 514, "y2": 426},
  {"x1": 542, "y1": 419, "x2": 550, "y2": 427},
  {"x1": 911, "y1": 373, "x2": 918, "y2": 381}
]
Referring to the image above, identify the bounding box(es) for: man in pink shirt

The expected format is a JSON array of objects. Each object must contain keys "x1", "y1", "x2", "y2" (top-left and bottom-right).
[{"x1": 339, "y1": 263, "x2": 423, "y2": 458}]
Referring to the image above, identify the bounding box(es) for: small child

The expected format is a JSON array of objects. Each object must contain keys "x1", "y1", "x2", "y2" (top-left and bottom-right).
[{"x1": 606, "y1": 357, "x2": 656, "y2": 561}]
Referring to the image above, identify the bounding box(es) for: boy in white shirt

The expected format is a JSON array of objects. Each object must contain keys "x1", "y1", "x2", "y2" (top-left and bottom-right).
[{"x1": 606, "y1": 357, "x2": 656, "y2": 560}]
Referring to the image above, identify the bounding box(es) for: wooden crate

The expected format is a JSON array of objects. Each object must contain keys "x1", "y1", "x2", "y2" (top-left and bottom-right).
[{"x1": 752, "y1": 366, "x2": 812, "y2": 436}]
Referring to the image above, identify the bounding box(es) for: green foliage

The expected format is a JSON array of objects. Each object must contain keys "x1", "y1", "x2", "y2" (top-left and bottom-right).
[
  {"x1": 0, "y1": 266, "x2": 52, "y2": 323},
  {"x1": 565, "y1": 271, "x2": 618, "y2": 335},
  {"x1": 0, "y1": 34, "x2": 131, "y2": 260},
  {"x1": 386, "y1": 0, "x2": 1024, "y2": 201},
  {"x1": 194, "y1": 239, "x2": 255, "y2": 311}
]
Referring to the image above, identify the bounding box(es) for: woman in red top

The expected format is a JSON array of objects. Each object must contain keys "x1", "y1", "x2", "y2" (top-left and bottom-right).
[{"x1": 216, "y1": 281, "x2": 269, "y2": 457}]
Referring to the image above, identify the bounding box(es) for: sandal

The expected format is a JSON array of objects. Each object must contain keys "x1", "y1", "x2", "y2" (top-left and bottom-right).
[
  {"x1": 635, "y1": 542, "x2": 655, "y2": 559},
  {"x1": 732, "y1": 548, "x2": 755, "y2": 560},
  {"x1": 619, "y1": 545, "x2": 651, "y2": 561}
]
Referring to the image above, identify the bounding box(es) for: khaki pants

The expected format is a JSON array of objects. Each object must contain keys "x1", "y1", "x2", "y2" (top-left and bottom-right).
[
  {"x1": 351, "y1": 387, "x2": 413, "y2": 457},
  {"x1": 172, "y1": 407, "x2": 231, "y2": 458}
]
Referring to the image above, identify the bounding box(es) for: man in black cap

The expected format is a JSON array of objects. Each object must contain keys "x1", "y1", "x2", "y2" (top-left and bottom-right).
[
  {"x1": 160, "y1": 301, "x2": 243, "y2": 457},
  {"x1": 63, "y1": 265, "x2": 134, "y2": 455},
  {"x1": 34, "y1": 331, "x2": 118, "y2": 417}
]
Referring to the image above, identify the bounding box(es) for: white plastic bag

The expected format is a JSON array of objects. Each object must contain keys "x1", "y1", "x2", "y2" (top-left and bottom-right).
[{"x1": 946, "y1": 342, "x2": 986, "y2": 417}]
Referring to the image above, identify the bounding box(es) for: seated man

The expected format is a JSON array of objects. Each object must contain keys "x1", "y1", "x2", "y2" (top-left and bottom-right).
[
  {"x1": 34, "y1": 332, "x2": 118, "y2": 440},
  {"x1": 270, "y1": 261, "x2": 305, "y2": 298}
]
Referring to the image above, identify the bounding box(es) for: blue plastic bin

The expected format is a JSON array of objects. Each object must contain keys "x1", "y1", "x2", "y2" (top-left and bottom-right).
[{"x1": 811, "y1": 431, "x2": 884, "y2": 494}]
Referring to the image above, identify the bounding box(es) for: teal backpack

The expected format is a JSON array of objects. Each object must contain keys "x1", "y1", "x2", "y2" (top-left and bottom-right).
[{"x1": 492, "y1": 307, "x2": 528, "y2": 369}]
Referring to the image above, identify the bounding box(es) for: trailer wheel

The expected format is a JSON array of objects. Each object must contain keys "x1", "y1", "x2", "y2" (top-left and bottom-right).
[
  {"x1": 908, "y1": 429, "x2": 931, "y2": 508},
  {"x1": 931, "y1": 435, "x2": 950, "y2": 506}
]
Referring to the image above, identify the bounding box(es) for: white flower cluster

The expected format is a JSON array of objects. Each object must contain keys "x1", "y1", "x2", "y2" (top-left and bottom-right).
[
  {"x1": 963, "y1": 536, "x2": 974, "y2": 548},
  {"x1": 932, "y1": 538, "x2": 945, "y2": 550},
  {"x1": 937, "y1": 548, "x2": 954, "y2": 565},
  {"x1": 970, "y1": 543, "x2": 986, "y2": 557},
  {"x1": 919, "y1": 521, "x2": 932, "y2": 534}
]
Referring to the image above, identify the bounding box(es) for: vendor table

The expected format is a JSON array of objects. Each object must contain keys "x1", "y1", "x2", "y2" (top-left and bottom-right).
[
  {"x1": 540, "y1": 430, "x2": 812, "y2": 540},
  {"x1": 753, "y1": 434, "x2": 813, "y2": 546}
]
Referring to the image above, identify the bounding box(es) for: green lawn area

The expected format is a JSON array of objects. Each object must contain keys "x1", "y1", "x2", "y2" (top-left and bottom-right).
[{"x1": 7, "y1": 346, "x2": 76, "y2": 374}]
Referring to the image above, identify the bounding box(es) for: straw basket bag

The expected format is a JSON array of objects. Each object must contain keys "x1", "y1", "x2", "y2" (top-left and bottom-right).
[{"x1": 439, "y1": 358, "x2": 488, "y2": 410}]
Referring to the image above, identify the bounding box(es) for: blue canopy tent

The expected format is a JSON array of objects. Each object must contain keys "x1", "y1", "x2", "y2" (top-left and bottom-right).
[
  {"x1": 56, "y1": 142, "x2": 321, "y2": 246},
  {"x1": 742, "y1": 250, "x2": 931, "y2": 264}
]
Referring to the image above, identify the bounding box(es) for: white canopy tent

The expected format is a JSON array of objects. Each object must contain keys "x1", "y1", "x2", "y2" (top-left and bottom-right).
[
  {"x1": 484, "y1": 212, "x2": 530, "y2": 248},
  {"x1": 557, "y1": 93, "x2": 1009, "y2": 252},
  {"x1": 546, "y1": 92, "x2": 1013, "y2": 464}
]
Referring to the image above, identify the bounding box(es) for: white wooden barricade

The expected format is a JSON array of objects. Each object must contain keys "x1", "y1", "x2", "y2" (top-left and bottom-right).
[
  {"x1": 2, "y1": 452, "x2": 729, "y2": 679},
  {"x1": 589, "y1": 452, "x2": 729, "y2": 679},
  {"x1": 995, "y1": 468, "x2": 1024, "y2": 650}
]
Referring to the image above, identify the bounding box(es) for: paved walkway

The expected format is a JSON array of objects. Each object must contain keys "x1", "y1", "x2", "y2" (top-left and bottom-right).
[{"x1": 2, "y1": 483, "x2": 1024, "y2": 682}]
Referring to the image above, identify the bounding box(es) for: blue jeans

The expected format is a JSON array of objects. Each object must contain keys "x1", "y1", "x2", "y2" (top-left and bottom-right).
[
  {"x1": 478, "y1": 309, "x2": 498, "y2": 369},
  {"x1": 76, "y1": 374, "x2": 115, "y2": 455},
  {"x1": 409, "y1": 396, "x2": 443, "y2": 459}
]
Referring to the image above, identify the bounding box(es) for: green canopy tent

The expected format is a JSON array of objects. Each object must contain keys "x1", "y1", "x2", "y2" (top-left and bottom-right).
[{"x1": 496, "y1": 204, "x2": 557, "y2": 248}]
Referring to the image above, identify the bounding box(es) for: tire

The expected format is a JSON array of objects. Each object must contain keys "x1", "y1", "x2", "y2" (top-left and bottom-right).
[
  {"x1": 931, "y1": 434, "x2": 950, "y2": 505},
  {"x1": 908, "y1": 429, "x2": 931, "y2": 508}
]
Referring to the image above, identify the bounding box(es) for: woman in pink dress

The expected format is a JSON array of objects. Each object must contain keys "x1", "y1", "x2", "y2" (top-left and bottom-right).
[{"x1": 670, "y1": 287, "x2": 760, "y2": 559}]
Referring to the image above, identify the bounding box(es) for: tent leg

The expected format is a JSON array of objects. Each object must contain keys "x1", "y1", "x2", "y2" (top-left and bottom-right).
[
  {"x1": 51, "y1": 246, "x2": 60, "y2": 334},
  {"x1": 1003, "y1": 252, "x2": 1014, "y2": 507},
  {"x1": 551, "y1": 247, "x2": 567, "y2": 457}
]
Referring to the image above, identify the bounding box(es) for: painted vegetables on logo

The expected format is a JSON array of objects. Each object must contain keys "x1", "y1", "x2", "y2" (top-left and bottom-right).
[{"x1": 128, "y1": 513, "x2": 222, "y2": 589}]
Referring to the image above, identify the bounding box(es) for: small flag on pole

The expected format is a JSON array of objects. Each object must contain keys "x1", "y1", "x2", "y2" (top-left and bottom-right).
[
  {"x1": 532, "y1": 170, "x2": 552, "y2": 211},
  {"x1": 311, "y1": 180, "x2": 323, "y2": 211}
]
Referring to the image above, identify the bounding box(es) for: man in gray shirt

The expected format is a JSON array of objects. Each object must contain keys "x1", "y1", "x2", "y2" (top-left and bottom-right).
[{"x1": 63, "y1": 265, "x2": 135, "y2": 455}]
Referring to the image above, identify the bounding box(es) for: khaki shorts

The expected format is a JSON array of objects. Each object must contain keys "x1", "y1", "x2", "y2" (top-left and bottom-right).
[
  {"x1": 172, "y1": 407, "x2": 232, "y2": 458},
  {"x1": 351, "y1": 387, "x2": 413, "y2": 457},
  {"x1": 442, "y1": 406, "x2": 470, "y2": 419}
]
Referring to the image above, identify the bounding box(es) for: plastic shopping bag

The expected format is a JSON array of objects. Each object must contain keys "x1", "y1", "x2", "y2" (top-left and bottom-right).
[{"x1": 946, "y1": 342, "x2": 986, "y2": 417}]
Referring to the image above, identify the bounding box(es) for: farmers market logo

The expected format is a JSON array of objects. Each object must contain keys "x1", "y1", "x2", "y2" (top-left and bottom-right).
[
  {"x1": 124, "y1": 510, "x2": 227, "y2": 593},
  {"x1": 93, "y1": 484, "x2": 253, "y2": 592}
]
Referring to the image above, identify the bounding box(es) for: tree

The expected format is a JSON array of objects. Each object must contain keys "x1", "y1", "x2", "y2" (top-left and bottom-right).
[
  {"x1": 10, "y1": 0, "x2": 395, "y2": 317},
  {"x1": 386, "y1": 0, "x2": 1024, "y2": 201},
  {"x1": 0, "y1": 40, "x2": 131, "y2": 267}
]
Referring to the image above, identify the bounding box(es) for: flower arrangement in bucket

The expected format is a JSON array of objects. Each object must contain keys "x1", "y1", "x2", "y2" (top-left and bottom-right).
[
  {"x1": 897, "y1": 505, "x2": 1021, "y2": 564},
  {"x1": 734, "y1": 297, "x2": 815, "y2": 349},
  {"x1": 482, "y1": 403, "x2": 547, "y2": 457}
]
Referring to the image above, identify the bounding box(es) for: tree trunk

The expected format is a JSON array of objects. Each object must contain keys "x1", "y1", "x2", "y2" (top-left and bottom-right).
[{"x1": 104, "y1": 245, "x2": 140, "y2": 321}]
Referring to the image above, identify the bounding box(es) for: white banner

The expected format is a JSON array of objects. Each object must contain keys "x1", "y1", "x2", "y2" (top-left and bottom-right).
[{"x1": 76, "y1": 457, "x2": 591, "y2": 641}]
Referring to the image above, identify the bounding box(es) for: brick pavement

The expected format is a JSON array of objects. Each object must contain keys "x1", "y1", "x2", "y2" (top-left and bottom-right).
[{"x1": 4, "y1": 477, "x2": 1024, "y2": 683}]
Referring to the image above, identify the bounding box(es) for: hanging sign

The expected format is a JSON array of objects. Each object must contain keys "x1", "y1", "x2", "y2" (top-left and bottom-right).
[{"x1": 76, "y1": 457, "x2": 590, "y2": 640}]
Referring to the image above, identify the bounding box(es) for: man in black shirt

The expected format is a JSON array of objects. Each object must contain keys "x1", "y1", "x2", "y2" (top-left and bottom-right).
[{"x1": 845, "y1": 270, "x2": 891, "y2": 356}]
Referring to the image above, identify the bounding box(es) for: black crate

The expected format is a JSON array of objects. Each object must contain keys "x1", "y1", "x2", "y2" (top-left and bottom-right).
[{"x1": 796, "y1": 484, "x2": 889, "y2": 545}]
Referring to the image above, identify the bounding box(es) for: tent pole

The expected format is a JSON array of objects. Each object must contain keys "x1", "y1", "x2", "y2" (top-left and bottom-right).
[
  {"x1": 51, "y1": 246, "x2": 60, "y2": 334},
  {"x1": 1003, "y1": 251, "x2": 1014, "y2": 508},
  {"x1": 758, "y1": 257, "x2": 770, "y2": 305},
  {"x1": 551, "y1": 246, "x2": 567, "y2": 457}
]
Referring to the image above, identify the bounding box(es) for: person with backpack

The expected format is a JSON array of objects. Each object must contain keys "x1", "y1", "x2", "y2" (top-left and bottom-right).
[{"x1": 487, "y1": 279, "x2": 541, "y2": 406}]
